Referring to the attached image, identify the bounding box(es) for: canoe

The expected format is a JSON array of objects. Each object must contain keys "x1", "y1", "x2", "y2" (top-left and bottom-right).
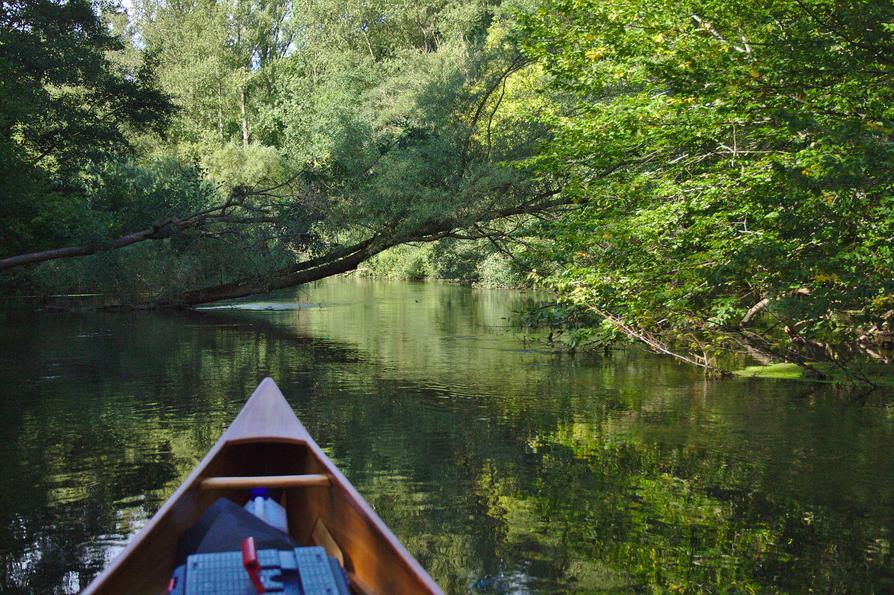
[{"x1": 84, "y1": 377, "x2": 443, "y2": 594}]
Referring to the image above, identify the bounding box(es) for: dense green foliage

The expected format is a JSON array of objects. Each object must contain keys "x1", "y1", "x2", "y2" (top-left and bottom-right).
[
  {"x1": 4, "y1": 0, "x2": 558, "y2": 301},
  {"x1": 1, "y1": 0, "x2": 891, "y2": 372},
  {"x1": 518, "y1": 0, "x2": 894, "y2": 369},
  {"x1": 0, "y1": 0, "x2": 172, "y2": 255}
]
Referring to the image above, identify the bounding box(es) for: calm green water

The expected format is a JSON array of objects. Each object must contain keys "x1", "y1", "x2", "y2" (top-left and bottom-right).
[{"x1": 1, "y1": 278, "x2": 892, "y2": 593}]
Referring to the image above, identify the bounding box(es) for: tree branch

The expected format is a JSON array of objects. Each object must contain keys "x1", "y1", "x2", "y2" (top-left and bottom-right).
[
  {"x1": 106, "y1": 194, "x2": 570, "y2": 309},
  {"x1": 0, "y1": 194, "x2": 286, "y2": 271}
]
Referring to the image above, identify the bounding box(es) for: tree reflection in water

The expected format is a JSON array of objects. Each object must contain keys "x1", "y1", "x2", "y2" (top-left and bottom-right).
[{"x1": 1, "y1": 279, "x2": 892, "y2": 592}]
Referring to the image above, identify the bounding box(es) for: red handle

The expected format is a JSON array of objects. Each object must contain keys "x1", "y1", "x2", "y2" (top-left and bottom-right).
[{"x1": 241, "y1": 536, "x2": 266, "y2": 593}]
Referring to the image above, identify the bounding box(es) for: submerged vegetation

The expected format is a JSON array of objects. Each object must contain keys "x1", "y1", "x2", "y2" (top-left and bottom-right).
[
  {"x1": 733, "y1": 362, "x2": 894, "y2": 388},
  {"x1": 1, "y1": 0, "x2": 892, "y2": 380}
]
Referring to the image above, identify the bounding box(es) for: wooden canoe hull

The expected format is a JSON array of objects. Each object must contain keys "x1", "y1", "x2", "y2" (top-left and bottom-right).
[{"x1": 83, "y1": 378, "x2": 443, "y2": 595}]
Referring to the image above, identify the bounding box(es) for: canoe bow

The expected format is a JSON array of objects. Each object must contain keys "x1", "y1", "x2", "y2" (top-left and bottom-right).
[{"x1": 83, "y1": 378, "x2": 443, "y2": 595}]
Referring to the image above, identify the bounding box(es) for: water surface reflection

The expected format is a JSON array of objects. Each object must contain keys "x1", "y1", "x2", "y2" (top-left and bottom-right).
[{"x1": 1, "y1": 278, "x2": 892, "y2": 592}]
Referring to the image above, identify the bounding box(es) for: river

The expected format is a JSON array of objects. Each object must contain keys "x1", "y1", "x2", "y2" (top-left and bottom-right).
[{"x1": 1, "y1": 278, "x2": 892, "y2": 592}]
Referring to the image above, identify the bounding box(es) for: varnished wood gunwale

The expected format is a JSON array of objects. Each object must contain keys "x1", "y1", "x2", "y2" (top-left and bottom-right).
[{"x1": 83, "y1": 377, "x2": 443, "y2": 595}]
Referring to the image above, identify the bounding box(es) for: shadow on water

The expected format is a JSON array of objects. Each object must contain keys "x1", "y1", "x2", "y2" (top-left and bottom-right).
[{"x1": 1, "y1": 278, "x2": 892, "y2": 593}]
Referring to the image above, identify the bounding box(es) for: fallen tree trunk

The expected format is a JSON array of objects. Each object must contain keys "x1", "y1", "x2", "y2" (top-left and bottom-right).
[
  {"x1": 151, "y1": 238, "x2": 390, "y2": 308},
  {"x1": 107, "y1": 196, "x2": 568, "y2": 310},
  {"x1": 1, "y1": 222, "x2": 182, "y2": 270}
]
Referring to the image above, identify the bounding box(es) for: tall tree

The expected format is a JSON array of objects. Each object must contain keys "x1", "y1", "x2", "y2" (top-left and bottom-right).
[
  {"x1": 2, "y1": 0, "x2": 563, "y2": 307},
  {"x1": 134, "y1": 0, "x2": 237, "y2": 148},
  {"x1": 0, "y1": 0, "x2": 172, "y2": 256}
]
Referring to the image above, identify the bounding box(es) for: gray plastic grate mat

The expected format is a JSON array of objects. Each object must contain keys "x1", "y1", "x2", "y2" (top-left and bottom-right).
[{"x1": 168, "y1": 546, "x2": 349, "y2": 594}]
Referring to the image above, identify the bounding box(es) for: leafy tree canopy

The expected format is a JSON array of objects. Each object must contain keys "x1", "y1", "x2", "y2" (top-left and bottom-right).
[
  {"x1": 518, "y1": 0, "x2": 894, "y2": 370},
  {"x1": 2, "y1": 0, "x2": 891, "y2": 376},
  {"x1": 0, "y1": 0, "x2": 172, "y2": 254}
]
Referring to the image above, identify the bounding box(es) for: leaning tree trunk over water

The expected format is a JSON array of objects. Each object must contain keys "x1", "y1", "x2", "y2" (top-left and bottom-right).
[
  {"x1": 150, "y1": 238, "x2": 388, "y2": 308},
  {"x1": 0, "y1": 199, "x2": 273, "y2": 270},
  {"x1": 111, "y1": 196, "x2": 568, "y2": 310}
]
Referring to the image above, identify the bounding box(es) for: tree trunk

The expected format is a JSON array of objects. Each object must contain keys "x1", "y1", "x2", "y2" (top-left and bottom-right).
[
  {"x1": 240, "y1": 85, "x2": 250, "y2": 146},
  {"x1": 3, "y1": 193, "x2": 563, "y2": 310},
  {"x1": 0, "y1": 210, "x2": 277, "y2": 271},
  {"x1": 0, "y1": 223, "x2": 179, "y2": 270},
  {"x1": 146, "y1": 240, "x2": 389, "y2": 308},
  {"x1": 217, "y1": 80, "x2": 224, "y2": 143},
  {"x1": 105, "y1": 196, "x2": 567, "y2": 309},
  {"x1": 361, "y1": 30, "x2": 375, "y2": 60}
]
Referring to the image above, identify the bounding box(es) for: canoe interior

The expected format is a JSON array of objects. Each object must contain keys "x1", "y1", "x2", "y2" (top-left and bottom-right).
[
  {"x1": 89, "y1": 439, "x2": 434, "y2": 594},
  {"x1": 197, "y1": 442, "x2": 324, "y2": 542}
]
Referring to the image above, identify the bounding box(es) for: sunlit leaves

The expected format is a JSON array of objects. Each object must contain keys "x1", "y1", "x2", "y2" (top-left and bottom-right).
[{"x1": 518, "y1": 0, "x2": 894, "y2": 362}]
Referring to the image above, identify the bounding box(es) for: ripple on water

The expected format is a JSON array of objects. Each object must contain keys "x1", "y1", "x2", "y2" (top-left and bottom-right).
[
  {"x1": 1, "y1": 279, "x2": 893, "y2": 593},
  {"x1": 195, "y1": 302, "x2": 322, "y2": 311}
]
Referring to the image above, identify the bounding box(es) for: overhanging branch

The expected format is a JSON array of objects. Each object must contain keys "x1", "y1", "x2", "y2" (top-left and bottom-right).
[
  {"x1": 108, "y1": 194, "x2": 570, "y2": 310},
  {"x1": 0, "y1": 196, "x2": 285, "y2": 271}
]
